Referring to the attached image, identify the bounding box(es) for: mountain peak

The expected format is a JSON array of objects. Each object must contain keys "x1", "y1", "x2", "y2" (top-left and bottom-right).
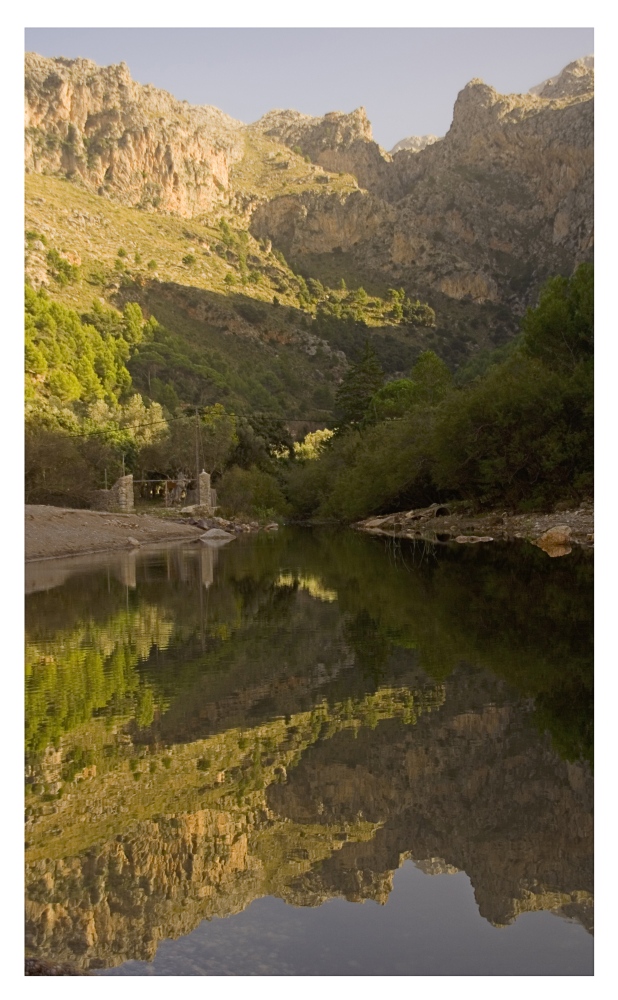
[{"x1": 529, "y1": 55, "x2": 594, "y2": 100}]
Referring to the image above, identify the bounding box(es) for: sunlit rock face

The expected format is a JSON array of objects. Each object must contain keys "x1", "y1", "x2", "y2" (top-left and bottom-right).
[
  {"x1": 25, "y1": 53, "x2": 245, "y2": 216},
  {"x1": 255, "y1": 64, "x2": 592, "y2": 307},
  {"x1": 25, "y1": 52, "x2": 593, "y2": 315}
]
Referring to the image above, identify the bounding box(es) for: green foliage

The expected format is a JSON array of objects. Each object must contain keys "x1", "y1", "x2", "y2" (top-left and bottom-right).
[
  {"x1": 335, "y1": 341, "x2": 385, "y2": 425},
  {"x1": 521, "y1": 262, "x2": 593, "y2": 372},
  {"x1": 288, "y1": 266, "x2": 593, "y2": 519},
  {"x1": 139, "y1": 405, "x2": 237, "y2": 478},
  {"x1": 182, "y1": 253, "x2": 196, "y2": 266},
  {"x1": 403, "y1": 298, "x2": 436, "y2": 327},
  {"x1": 217, "y1": 465, "x2": 290, "y2": 518},
  {"x1": 367, "y1": 379, "x2": 418, "y2": 421},
  {"x1": 293, "y1": 428, "x2": 334, "y2": 461},
  {"x1": 46, "y1": 248, "x2": 79, "y2": 286},
  {"x1": 25, "y1": 287, "x2": 132, "y2": 410},
  {"x1": 147, "y1": 259, "x2": 157, "y2": 271}
]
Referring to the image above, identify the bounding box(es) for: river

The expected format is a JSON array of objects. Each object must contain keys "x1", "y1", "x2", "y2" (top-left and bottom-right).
[{"x1": 25, "y1": 528, "x2": 593, "y2": 975}]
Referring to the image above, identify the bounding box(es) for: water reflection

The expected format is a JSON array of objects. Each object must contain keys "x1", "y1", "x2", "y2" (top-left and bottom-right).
[{"x1": 25, "y1": 530, "x2": 593, "y2": 974}]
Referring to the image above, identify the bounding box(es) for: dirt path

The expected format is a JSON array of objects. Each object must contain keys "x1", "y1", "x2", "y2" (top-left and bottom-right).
[{"x1": 25, "y1": 505, "x2": 202, "y2": 561}]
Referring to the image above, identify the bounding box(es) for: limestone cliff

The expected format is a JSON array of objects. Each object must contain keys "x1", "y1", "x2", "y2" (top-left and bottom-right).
[
  {"x1": 25, "y1": 53, "x2": 245, "y2": 216},
  {"x1": 251, "y1": 106, "x2": 392, "y2": 194},
  {"x1": 24, "y1": 51, "x2": 594, "y2": 342},
  {"x1": 390, "y1": 134, "x2": 439, "y2": 155},
  {"x1": 253, "y1": 61, "x2": 593, "y2": 308}
]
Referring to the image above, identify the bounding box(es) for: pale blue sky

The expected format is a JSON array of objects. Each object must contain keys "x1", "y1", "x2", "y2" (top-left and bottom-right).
[{"x1": 25, "y1": 27, "x2": 593, "y2": 151}]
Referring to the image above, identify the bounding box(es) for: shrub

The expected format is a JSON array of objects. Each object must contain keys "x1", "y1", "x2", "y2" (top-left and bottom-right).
[{"x1": 217, "y1": 465, "x2": 290, "y2": 518}]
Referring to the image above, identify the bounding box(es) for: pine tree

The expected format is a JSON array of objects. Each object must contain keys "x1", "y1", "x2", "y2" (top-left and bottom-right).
[{"x1": 335, "y1": 341, "x2": 384, "y2": 424}]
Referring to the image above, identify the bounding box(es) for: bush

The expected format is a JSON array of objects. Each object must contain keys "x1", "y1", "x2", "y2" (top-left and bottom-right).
[{"x1": 217, "y1": 466, "x2": 290, "y2": 519}]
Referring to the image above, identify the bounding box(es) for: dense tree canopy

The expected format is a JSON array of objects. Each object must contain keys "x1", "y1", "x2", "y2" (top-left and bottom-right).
[{"x1": 285, "y1": 264, "x2": 594, "y2": 518}]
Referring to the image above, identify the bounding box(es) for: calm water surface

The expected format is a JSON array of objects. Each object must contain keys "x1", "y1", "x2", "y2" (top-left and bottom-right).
[{"x1": 25, "y1": 529, "x2": 593, "y2": 975}]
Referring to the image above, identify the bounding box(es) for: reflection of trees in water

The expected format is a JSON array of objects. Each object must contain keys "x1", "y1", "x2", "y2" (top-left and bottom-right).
[
  {"x1": 25, "y1": 529, "x2": 593, "y2": 765},
  {"x1": 24, "y1": 531, "x2": 593, "y2": 970}
]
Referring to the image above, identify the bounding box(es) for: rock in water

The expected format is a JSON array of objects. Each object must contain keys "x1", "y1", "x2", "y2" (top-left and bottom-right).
[{"x1": 534, "y1": 525, "x2": 573, "y2": 557}]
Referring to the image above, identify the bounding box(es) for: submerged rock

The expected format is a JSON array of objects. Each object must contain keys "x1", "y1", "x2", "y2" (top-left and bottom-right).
[{"x1": 201, "y1": 528, "x2": 235, "y2": 540}]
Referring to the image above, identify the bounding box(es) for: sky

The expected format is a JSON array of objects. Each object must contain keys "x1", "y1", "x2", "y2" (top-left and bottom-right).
[{"x1": 24, "y1": 27, "x2": 593, "y2": 150}]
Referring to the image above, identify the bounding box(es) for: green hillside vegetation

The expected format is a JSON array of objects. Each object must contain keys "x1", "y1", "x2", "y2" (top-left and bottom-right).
[
  {"x1": 24, "y1": 167, "x2": 592, "y2": 518},
  {"x1": 285, "y1": 264, "x2": 593, "y2": 518}
]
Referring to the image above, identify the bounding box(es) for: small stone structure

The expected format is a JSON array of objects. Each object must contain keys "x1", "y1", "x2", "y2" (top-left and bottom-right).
[
  {"x1": 91, "y1": 474, "x2": 135, "y2": 512},
  {"x1": 198, "y1": 471, "x2": 217, "y2": 512}
]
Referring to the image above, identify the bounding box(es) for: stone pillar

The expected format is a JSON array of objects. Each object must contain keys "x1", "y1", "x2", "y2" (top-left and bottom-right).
[
  {"x1": 115, "y1": 475, "x2": 134, "y2": 512},
  {"x1": 198, "y1": 470, "x2": 212, "y2": 509}
]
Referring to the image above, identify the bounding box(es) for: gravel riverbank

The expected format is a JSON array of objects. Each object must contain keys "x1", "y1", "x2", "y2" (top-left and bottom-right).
[
  {"x1": 355, "y1": 503, "x2": 594, "y2": 555},
  {"x1": 25, "y1": 505, "x2": 203, "y2": 561}
]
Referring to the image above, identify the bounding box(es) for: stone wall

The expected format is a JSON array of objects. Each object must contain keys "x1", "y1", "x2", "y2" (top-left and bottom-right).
[{"x1": 90, "y1": 475, "x2": 134, "y2": 512}]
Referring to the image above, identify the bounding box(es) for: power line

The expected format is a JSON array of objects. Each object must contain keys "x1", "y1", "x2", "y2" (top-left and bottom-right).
[{"x1": 26, "y1": 408, "x2": 334, "y2": 441}]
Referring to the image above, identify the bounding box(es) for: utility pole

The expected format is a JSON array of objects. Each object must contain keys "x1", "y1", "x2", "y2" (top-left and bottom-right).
[{"x1": 195, "y1": 407, "x2": 200, "y2": 501}]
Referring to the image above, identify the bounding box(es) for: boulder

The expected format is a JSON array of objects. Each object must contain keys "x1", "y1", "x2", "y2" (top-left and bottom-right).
[
  {"x1": 535, "y1": 525, "x2": 572, "y2": 557},
  {"x1": 200, "y1": 528, "x2": 235, "y2": 544}
]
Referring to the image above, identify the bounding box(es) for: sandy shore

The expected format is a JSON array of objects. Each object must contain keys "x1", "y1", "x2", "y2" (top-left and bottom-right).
[{"x1": 25, "y1": 505, "x2": 203, "y2": 561}]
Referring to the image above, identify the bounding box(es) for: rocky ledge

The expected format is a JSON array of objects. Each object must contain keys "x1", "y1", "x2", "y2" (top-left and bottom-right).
[{"x1": 355, "y1": 502, "x2": 593, "y2": 557}]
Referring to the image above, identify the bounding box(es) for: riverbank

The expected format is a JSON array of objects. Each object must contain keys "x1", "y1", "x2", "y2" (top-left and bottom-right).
[
  {"x1": 355, "y1": 502, "x2": 594, "y2": 555},
  {"x1": 25, "y1": 505, "x2": 204, "y2": 561},
  {"x1": 25, "y1": 506, "x2": 281, "y2": 561}
]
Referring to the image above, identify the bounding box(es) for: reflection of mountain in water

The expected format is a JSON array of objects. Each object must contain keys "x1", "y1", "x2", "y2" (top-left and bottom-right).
[{"x1": 25, "y1": 530, "x2": 593, "y2": 970}]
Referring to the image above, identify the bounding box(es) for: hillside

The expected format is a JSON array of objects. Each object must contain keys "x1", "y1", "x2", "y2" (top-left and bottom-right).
[
  {"x1": 24, "y1": 53, "x2": 594, "y2": 514},
  {"x1": 25, "y1": 52, "x2": 594, "y2": 372}
]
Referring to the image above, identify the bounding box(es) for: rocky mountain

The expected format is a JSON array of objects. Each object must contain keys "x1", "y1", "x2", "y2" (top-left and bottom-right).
[
  {"x1": 390, "y1": 134, "x2": 439, "y2": 155},
  {"x1": 529, "y1": 55, "x2": 594, "y2": 99},
  {"x1": 25, "y1": 52, "x2": 245, "y2": 217},
  {"x1": 252, "y1": 59, "x2": 594, "y2": 309},
  {"x1": 24, "y1": 52, "x2": 594, "y2": 386}
]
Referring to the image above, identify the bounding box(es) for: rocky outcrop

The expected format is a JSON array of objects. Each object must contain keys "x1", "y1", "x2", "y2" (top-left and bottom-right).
[
  {"x1": 250, "y1": 61, "x2": 593, "y2": 309},
  {"x1": 529, "y1": 56, "x2": 594, "y2": 100},
  {"x1": 24, "y1": 52, "x2": 594, "y2": 322},
  {"x1": 25, "y1": 53, "x2": 245, "y2": 216},
  {"x1": 251, "y1": 106, "x2": 392, "y2": 193},
  {"x1": 390, "y1": 134, "x2": 439, "y2": 155}
]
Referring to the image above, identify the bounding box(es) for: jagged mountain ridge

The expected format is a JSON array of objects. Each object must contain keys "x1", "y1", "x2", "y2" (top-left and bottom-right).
[
  {"x1": 25, "y1": 52, "x2": 593, "y2": 354},
  {"x1": 251, "y1": 58, "x2": 593, "y2": 307}
]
